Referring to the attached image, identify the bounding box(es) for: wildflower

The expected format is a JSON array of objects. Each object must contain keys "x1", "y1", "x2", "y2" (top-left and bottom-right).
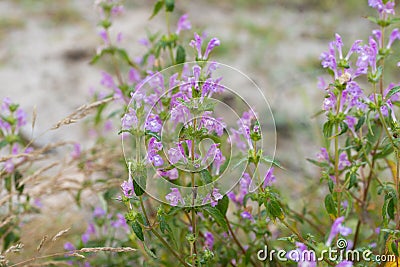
[
  {"x1": 287, "y1": 242, "x2": 316, "y2": 267},
  {"x1": 202, "y1": 188, "x2": 223, "y2": 207},
  {"x1": 241, "y1": 210, "x2": 253, "y2": 220},
  {"x1": 93, "y1": 207, "x2": 106, "y2": 218},
  {"x1": 176, "y1": 14, "x2": 191, "y2": 34},
  {"x1": 157, "y1": 168, "x2": 179, "y2": 180},
  {"x1": 166, "y1": 188, "x2": 185, "y2": 206},
  {"x1": 204, "y1": 231, "x2": 214, "y2": 250},
  {"x1": 111, "y1": 213, "x2": 128, "y2": 230},
  {"x1": 145, "y1": 114, "x2": 162, "y2": 133},
  {"x1": 121, "y1": 176, "x2": 134, "y2": 198},
  {"x1": 71, "y1": 143, "x2": 81, "y2": 159},
  {"x1": 128, "y1": 68, "x2": 141, "y2": 84},
  {"x1": 190, "y1": 33, "x2": 220, "y2": 60},
  {"x1": 338, "y1": 153, "x2": 351, "y2": 170},
  {"x1": 336, "y1": 261, "x2": 353, "y2": 267},
  {"x1": 263, "y1": 167, "x2": 276, "y2": 188},
  {"x1": 317, "y1": 148, "x2": 329, "y2": 162},
  {"x1": 368, "y1": 0, "x2": 395, "y2": 16},
  {"x1": 326, "y1": 216, "x2": 352, "y2": 246},
  {"x1": 228, "y1": 173, "x2": 251, "y2": 205},
  {"x1": 64, "y1": 242, "x2": 75, "y2": 251}
]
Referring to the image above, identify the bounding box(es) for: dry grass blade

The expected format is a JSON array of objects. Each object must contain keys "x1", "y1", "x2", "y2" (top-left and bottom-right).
[
  {"x1": 78, "y1": 247, "x2": 136, "y2": 253},
  {"x1": 18, "y1": 162, "x2": 59, "y2": 187},
  {"x1": 51, "y1": 227, "x2": 71, "y2": 241},
  {"x1": 70, "y1": 253, "x2": 85, "y2": 259},
  {"x1": 51, "y1": 97, "x2": 115, "y2": 130},
  {"x1": 4, "y1": 243, "x2": 24, "y2": 254},
  {"x1": 0, "y1": 216, "x2": 15, "y2": 228},
  {"x1": 37, "y1": 235, "x2": 48, "y2": 252},
  {"x1": 32, "y1": 105, "x2": 37, "y2": 132},
  {"x1": 0, "y1": 195, "x2": 12, "y2": 207},
  {"x1": 0, "y1": 141, "x2": 69, "y2": 162},
  {"x1": 26, "y1": 261, "x2": 72, "y2": 267}
]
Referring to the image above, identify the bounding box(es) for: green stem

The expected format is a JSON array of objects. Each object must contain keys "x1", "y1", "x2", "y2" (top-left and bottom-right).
[{"x1": 225, "y1": 216, "x2": 260, "y2": 267}]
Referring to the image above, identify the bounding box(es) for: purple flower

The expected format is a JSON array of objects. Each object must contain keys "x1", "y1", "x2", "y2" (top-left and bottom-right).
[
  {"x1": 121, "y1": 177, "x2": 134, "y2": 198},
  {"x1": 145, "y1": 114, "x2": 162, "y2": 133},
  {"x1": 176, "y1": 14, "x2": 191, "y2": 34},
  {"x1": 326, "y1": 216, "x2": 352, "y2": 246},
  {"x1": 317, "y1": 148, "x2": 329, "y2": 162},
  {"x1": 228, "y1": 173, "x2": 251, "y2": 205},
  {"x1": 165, "y1": 188, "x2": 185, "y2": 206},
  {"x1": 157, "y1": 168, "x2": 179, "y2": 180},
  {"x1": 15, "y1": 108, "x2": 26, "y2": 129},
  {"x1": 71, "y1": 143, "x2": 81, "y2": 159},
  {"x1": 263, "y1": 167, "x2": 276, "y2": 188},
  {"x1": 122, "y1": 108, "x2": 138, "y2": 130},
  {"x1": 128, "y1": 68, "x2": 140, "y2": 84},
  {"x1": 81, "y1": 232, "x2": 90, "y2": 244},
  {"x1": 99, "y1": 29, "x2": 109, "y2": 44},
  {"x1": 204, "y1": 231, "x2": 214, "y2": 250},
  {"x1": 204, "y1": 38, "x2": 220, "y2": 59},
  {"x1": 64, "y1": 242, "x2": 75, "y2": 251},
  {"x1": 338, "y1": 153, "x2": 351, "y2": 170},
  {"x1": 241, "y1": 210, "x2": 253, "y2": 220},
  {"x1": 189, "y1": 33, "x2": 220, "y2": 60},
  {"x1": 168, "y1": 146, "x2": 185, "y2": 164},
  {"x1": 100, "y1": 71, "x2": 115, "y2": 89},
  {"x1": 336, "y1": 261, "x2": 353, "y2": 267},
  {"x1": 190, "y1": 33, "x2": 203, "y2": 59},
  {"x1": 93, "y1": 207, "x2": 106, "y2": 218},
  {"x1": 287, "y1": 242, "x2": 316, "y2": 267},
  {"x1": 368, "y1": 0, "x2": 395, "y2": 16},
  {"x1": 111, "y1": 213, "x2": 128, "y2": 230},
  {"x1": 111, "y1": 5, "x2": 124, "y2": 16},
  {"x1": 345, "y1": 116, "x2": 356, "y2": 131},
  {"x1": 202, "y1": 188, "x2": 223, "y2": 207}
]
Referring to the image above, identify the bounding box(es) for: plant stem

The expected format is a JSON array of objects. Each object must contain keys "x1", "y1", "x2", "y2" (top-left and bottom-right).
[
  {"x1": 190, "y1": 117, "x2": 198, "y2": 266},
  {"x1": 334, "y1": 91, "x2": 342, "y2": 218},
  {"x1": 225, "y1": 216, "x2": 260, "y2": 267},
  {"x1": 140, "y1": 196, "x2": 189, "y2": 267}
]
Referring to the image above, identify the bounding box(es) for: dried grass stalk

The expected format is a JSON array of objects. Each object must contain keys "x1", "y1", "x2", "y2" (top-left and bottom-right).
[
  {"x1": 51, "y1": 227, "x2": 71, "y2": 241},
  {"x1": 51, "y1": 97, "x2": 114, "y2": 130},
  {"x1": 36, "y1": 235, "x2": 48, "y2": 252},
  {"x1": 78, "y1": 247, "x2": 136, "y2": 253},
  {"x1": 19, "y1": 162, "x2": 59, "y2": 187}
]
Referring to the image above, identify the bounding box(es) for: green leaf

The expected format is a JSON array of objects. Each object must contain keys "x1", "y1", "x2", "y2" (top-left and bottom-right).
[
  {"x1": 387, "y1": 197, "x2": 395, "y2": 220},
  {"x1": 175, "y1": 45, "x2": 186, "y2": 64},
  {"x1": 0, "y1": 140, "x2": 8, "y2": 149},
  {"x1": 347, "y1": 172, "x2": 357, "y2": 189},
  {"x1": 391, "y1": 241, "x2": 399, "y2": 257},
  {"x1": 306, "y1": 158, "x2": 329, "y2": 168},
  {"x1": 150, "y1": 0, "x2": 164, "y2": 19},
  {"x1": 159, "y1": 215, "x2": 171, "y2": 234},
  {"x1": 266, "y1": 199, "x2": 284, "y2": 221},
  {"x1": 386, "y1": 86, "x2": 400, "y2": 99},
  {"x1": 202, "y1": 205, "x2": 228, "y2": 231},
  {"x1": 117, "y1": 49, "x2": 134, "y2": 66},
  {"x1": 324, "y1": 194, "x2": 337, "y2": 217},
  {"x1": 165, "y1": 0, "x2": 174, "y2": 12},
  {"x1": 261, "y1": 156, "x2": 283, "y2": 169},
  {"x1": 200, "y1": 169, "x2": 213, "y2": 184},
  {"x1": 323, "y1": 121, "x2": 333, "y2": 138},
  {"x1": 216, "y1": 195, "x2": 229, "y2": 215},
  {"x1": 131, "y1": 220, "x2": 144, "y2": 241},
  {"x1": 354, "y1": 116, "x2": 365, "y2": 132},
  {"x1": 133, "y1": 172, "x2": 146, "y2": 196},
  {"x1": 143, "y1": 243, "x2": 157, "y2": 258}
]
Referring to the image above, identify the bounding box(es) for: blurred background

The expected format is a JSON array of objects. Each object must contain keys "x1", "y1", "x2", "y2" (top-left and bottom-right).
[{"x1": 0, "y1": 0, "x2": 395, "y2": 256}]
